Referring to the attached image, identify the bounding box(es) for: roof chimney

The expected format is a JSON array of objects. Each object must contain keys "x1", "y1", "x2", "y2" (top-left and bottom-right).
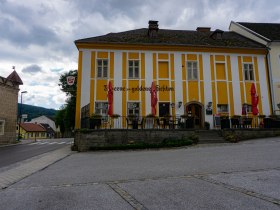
[
  {"x1": 196, "y1": 27, "x2": 211, "y2": 32},
  {"x1": 148, "y1": 20, "x2": 159, "y2": 38}
]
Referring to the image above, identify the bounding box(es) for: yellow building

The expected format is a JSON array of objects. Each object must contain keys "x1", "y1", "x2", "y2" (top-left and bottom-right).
[
  {"x1": 74, "y1": 21, "x2": 272, "y2": 129},
  {"x1": 18, "y1": 123, "x2": 47, "y2": 140}
]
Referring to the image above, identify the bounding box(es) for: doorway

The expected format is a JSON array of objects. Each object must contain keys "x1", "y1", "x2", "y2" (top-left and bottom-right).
[
  {"x1": 185, "y1": 102, "x2": 203, "y2": 128},
  {"x1": 159, "y1": 102, "x2": 170, "y2": 117}
]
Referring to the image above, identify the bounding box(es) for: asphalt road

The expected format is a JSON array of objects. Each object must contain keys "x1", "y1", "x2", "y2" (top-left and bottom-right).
[
  {"x1": 0, "y1": 138, "x2": 73, "y2": 169},
  {"x1": 0, "y1": 137, "x2": 279, "y2": 209}
]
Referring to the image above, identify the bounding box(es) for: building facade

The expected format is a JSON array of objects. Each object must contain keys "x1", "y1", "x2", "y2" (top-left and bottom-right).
[
  {"x1": 230, "y1": 22, "x2": 280, "y2": 113},
  {"x1": 75, "y1": 21, "x2": 272, "y2": 129},
  {"x1": 30, "y1": 115, "x2": 59, "y2": 135},
  {"x1": 18, "y1": 123, "x2": 47, "y2": 140},
  {"x1": 0, "y1": 71, "x2": 23, "y2": 144}
]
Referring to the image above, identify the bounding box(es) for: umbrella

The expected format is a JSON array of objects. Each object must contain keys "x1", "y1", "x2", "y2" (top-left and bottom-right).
[
  {"x1": 107, "y1": 81, "x2": 113, "y2": 116},
  {"x1": 251, "y1": 83, "x2": 259, "y2": 115},
  {"x1": 150, "y1": 82, "x2": 158, "y2": 116}
]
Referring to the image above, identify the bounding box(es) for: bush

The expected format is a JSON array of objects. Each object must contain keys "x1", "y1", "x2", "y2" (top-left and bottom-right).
[
  {"x1": 224, "y1": 132, "x2": 240, "y2": 143},
  {"x1": 189, "y1": 133, "x2": 199, "y2": 144}
]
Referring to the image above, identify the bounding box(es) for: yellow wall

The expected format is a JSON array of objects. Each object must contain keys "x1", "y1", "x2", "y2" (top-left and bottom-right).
[
  {"x1": 158, "y1": 61, "x2": 169, "y2": 78},
  {"x1": 128, "y1": 80, "x2": 140, "y2": 100},
  {"x1": 158, "y1": 80, "x2": 170, "y2": 101},
  {"x1": 188, "y1": 81, "x2": 199, "y2": 101},
  {"x1": 75, "y1": 51, "x2": 83, "y2": 129}
]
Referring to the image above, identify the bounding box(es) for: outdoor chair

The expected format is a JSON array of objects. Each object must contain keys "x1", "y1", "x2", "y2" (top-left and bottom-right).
[
  {"x1": 242, "y1": 117, "x2": 253, "y2": 128},
  {"x1": 230, "y1": 117, "x2": 240, "y2": 128}
]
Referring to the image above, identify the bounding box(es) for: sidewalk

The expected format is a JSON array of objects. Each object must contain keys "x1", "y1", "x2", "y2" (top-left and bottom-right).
[
  {"x1": 0, "y1": 146, "x2": 73, "y2": 189},
  {"x1": 0, "y1": 137, "x2": 279, "y2": 209}
]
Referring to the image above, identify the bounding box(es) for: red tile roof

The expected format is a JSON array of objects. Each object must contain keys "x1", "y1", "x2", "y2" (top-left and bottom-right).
[
  {"x1": 6, "y1": 70, "x2": 23, "y2": 85},
  {"x1": 20, "y1": 123, "x2": 46, "y2": 132}
]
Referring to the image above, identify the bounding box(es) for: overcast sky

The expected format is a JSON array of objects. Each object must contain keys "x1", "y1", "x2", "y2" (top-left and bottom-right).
[{"x1": 1, "y1": 0, "x2": 279, "y2": 110}]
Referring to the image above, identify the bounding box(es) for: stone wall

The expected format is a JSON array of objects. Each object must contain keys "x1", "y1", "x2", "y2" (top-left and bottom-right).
[
  {"x1": 0, "y1": 82, "x2": 19, "y2": 144},
  {"x1": 221, "y1": 129, "x2": 280, "y2": 141},
  {"x1": 75, "y1": 129, "x2": 197, "y2": 152},
  {"x1": 75, "y1": 129, "x2": 280, "y2": 152}
]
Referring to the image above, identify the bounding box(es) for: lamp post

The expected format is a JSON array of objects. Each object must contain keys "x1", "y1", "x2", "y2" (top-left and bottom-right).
[{"x1": 18, "y1": 91, "x2": 27, "y2": 140}]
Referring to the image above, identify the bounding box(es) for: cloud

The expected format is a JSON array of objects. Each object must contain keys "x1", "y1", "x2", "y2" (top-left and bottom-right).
[{"x1": 22, "y1": 64, "x2": 43, "y2": 74}]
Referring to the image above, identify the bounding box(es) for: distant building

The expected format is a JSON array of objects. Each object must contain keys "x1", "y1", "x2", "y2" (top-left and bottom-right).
[
  {"x1": 230, "y1": 22, "x2": 280, "y2": 113},
  {"x1": 18, "y1": 123, "x2": 47, "y2": 140},
  {"x1": 30, "y1": 115, "x2": 60, "y2": 137},
  {"x1": 0, "y1": 70, "x2": 23, "y2": 145},
  {"x1": 40, "y1": 123, "x2": 55, "y2": 138}
]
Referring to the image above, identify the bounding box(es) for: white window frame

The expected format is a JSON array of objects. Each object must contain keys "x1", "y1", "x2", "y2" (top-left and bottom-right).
[
  {"x1": 128, "y1": 60, "x2": 140, "y2": 79},
  {"x1": 127, "y1": 102, "x2": 140, "y2": 116},
  {"x1": 0, "y1": 120, "x2": 5, "y2": 135},
  {"x1": 217, "y1": 104, "x2": 229, "y2": 113},
  {"x1": 243, "y1": 63, "x2": 254, "y2": 81},
  {"x1": 95, "y1": 102, "x2": 108, "y2": 116},
  {"x1": 187, "y1": 61, "x2": 198, "y2": 80},
  {"x1": 96, "y1": 59, "x2": 108, "y2": 78}
]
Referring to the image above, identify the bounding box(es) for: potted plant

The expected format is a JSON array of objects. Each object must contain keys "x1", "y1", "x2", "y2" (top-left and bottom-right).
[
  {"x1": 111, "y1": 114, "x2": 120, "y2": 118},
  {"x1": 146, "y1": 113, "x2": 156, "y2": 118}
]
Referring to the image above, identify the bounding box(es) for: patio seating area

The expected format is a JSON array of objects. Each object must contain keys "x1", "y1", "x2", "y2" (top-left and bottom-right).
[{"x1": 80, "y1": 114, "x2": 280, "y2": 130}]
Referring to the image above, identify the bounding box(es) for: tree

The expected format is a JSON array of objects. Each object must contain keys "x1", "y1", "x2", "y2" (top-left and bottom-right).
[{"x1": 56, "y1": 70, "x2": 77, "y2": 134}]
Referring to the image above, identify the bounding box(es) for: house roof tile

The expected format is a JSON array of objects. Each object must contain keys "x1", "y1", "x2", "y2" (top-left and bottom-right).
[
  {"x1": 20, "y1": 123, "x2": 46, "y2": 132},
  {"x1": 75, "y1": 28, "x2": 266, "y2": 49},
  {"x1": 237, "y1": 22, "x2": 280, "y2": 41},
  {"x1": 6, "y1": 70, "x2": 23, "y2": 85}
]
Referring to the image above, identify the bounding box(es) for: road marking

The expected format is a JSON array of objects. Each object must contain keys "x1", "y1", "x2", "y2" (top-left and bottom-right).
[{"x1": 58, "y1": 142, "x2": 66, "y2": 144}]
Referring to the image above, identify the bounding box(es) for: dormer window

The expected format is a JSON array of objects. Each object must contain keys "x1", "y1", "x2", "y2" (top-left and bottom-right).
[{"x1": 210, "y1": 29, "x2": 224, "y2": 40}]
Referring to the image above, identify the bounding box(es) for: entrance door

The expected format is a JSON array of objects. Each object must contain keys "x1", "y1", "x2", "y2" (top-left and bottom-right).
[
  {"x1": 186, "y1": 103, "x2": 202, "y2": 128},
  {"x1": 159, "y1": 103, "x2": 170, "y2": 117}
]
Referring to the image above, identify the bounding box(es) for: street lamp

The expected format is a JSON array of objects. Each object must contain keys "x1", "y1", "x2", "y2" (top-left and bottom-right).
[{"x1": 18, "y1": 91, "x2": 27, "y2": 140}]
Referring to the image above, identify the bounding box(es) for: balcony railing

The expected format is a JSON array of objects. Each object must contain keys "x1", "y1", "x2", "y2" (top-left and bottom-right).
[
  {"x1": 81, "y1": 116, "x2": 190, "y2": 130},
  {"x1": 80, "y1": 115, "x2": 280, "y2": 130}
]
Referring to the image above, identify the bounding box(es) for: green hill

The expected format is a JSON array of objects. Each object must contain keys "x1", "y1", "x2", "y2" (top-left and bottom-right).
[{"x1": 18, "y1": 103, "x2": 57, "y2": 121}]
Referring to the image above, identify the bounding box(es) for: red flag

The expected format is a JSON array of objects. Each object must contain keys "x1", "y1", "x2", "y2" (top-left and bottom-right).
[
  {"x1": 150, "y1": 82, "x2": 158, "y2": 116},
  {"x1": 251, "y1": 83, "x2": 259, "y2": 116},
  {"x1": 107, "y1": 81, "x2": 113, "y2": 116}
]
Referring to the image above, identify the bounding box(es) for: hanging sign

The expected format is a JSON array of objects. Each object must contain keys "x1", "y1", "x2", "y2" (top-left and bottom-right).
[{"x1": 66, "y1": 76, "x2": 75, "y2": 86}]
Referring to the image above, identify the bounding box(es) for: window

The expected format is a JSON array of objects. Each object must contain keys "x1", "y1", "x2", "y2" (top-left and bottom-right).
[
  {"x1": 95, "y1": 102, "x2": 108, "y2": 115},
  {"x1": 81, "y1": 103, "x2": 90, "y2": 119},
  {"x1": 187, "y1": 61, "x2": 198, "y2": 80},
  {"x1": 0, "y1": 120, "x2": 5, "y2": 135},
  {"x1": 97, "y1": 59, "x2": 108, "y2": 78},
  {"x1": 243, "y1": 63, "x2": 254, "y2": 81},
  {"x1": 128, "y1": 60, "x2": 139, "y2": 78},
  {"x1": 217, "y1": 104, "x2": 228, "y2": 113},
  {"x1": 127, "y1": 102, "x2": 140, "y2": 116}
]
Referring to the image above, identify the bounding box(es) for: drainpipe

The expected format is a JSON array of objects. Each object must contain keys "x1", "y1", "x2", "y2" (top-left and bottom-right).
[{"x1": 266, "y1": 50, "x2": 275, "y2": 114}]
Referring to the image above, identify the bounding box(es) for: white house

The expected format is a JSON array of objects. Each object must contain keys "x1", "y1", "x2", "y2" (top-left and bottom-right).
[
  {"x1": 30, "y1": 115, "x2": 59, "y2": 134},
  {"x1": 230, "y1": 21, "x2": 280, "y2": 113}
]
